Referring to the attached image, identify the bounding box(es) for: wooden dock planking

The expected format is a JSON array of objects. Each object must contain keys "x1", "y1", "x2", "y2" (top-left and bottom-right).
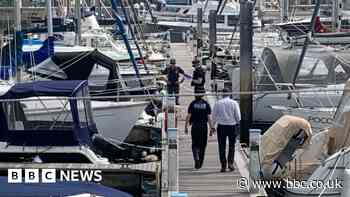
[{"x1": 171, "y1": 43, "x2": 250, "y2": 197}]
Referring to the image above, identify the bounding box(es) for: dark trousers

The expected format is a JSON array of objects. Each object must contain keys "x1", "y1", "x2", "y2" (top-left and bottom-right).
[
  {"x1": 217, "y1": 124, "x2": 236, "y2": 166},
  {"x1": 167, "y1": 84, "x2": 180, "y2": 105},
  {"x1": 191, "y1": 123, "x2": 208, "y2": 167}
]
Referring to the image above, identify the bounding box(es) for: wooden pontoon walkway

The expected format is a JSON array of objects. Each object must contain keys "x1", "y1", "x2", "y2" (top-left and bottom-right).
[{"x1": 172, "y1": 43, "x2": 250, "y2": 197}]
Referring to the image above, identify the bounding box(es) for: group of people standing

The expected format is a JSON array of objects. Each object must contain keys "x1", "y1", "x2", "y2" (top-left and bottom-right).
[{"x1": 163, "y1": 57, "x2": 241, "y2": 172}]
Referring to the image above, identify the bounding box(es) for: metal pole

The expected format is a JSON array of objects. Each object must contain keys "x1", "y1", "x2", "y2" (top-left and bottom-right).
[
  {"x1": 197, "y1": 8, "x2": 203, "y2": 42},
  {"x1": 47, "y1": 0, "x2": 53, "y2": 37},
  {"x1": 208, "y1": 10, "x2": 217, "y2": 57},
  {"x1": 15, "y1": 0, "x2": 22, "y2": 82},
  {"x1": 97, "y1": 0, "x2": 102, "y2": 19},
  {"x1": 332, "y1": 0, "x2": 342, "y2": 32},
  {"x1": 75, "y1": 0, "x2": 81, "y2": 45},
  {"x1": 292, "y1": 0, "x2": 321, "y2": 85},
  {"x1": 197, "y1": 7, "x2": 203, "y2": 59},
  {"x1": 281, "y1": 0, "x2": 289, "y2": 22},
  {"x1": 249, "y1": 129, "x2": 261, "y2": 192},
  {"x1": 332, "y1": 0, "x2": 339, "y2": 32},
  {"x1": 15, "y1": 0, "x2": 21, "y2": 31},
  {"x1": 239, "y1": 0, "x2": 253, "y2": 145},
  {"x1": 167, "y1": 96, "x2": 178, "y2": 194}
]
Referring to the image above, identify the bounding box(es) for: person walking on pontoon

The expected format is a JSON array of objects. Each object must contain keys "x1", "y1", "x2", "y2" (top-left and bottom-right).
[
  {"x1": 185, "y1": 87, "x2": 215, "y2": 169},
  {"x1": 162, "y1": 58, "x2": 186, "y2": 105},
  {"x1": 212, "y1": 88, "x2": 241, "y2": 172}
]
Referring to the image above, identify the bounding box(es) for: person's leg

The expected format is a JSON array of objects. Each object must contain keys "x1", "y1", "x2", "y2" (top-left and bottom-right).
[
  {"x1": 217, "y1": 124, "x2": 227, "y2": 171},
  {"x1": 175, "y1": 84, "x2": 180, "y2": 105},
  {"x1": 167, "y1": 85, "x2": 175, "y2": 96},
  {"x1": 227, "y1": 125, "x2": 237, "y2": 171},
  {"x1": 191, "y1": 124, "x2": 201, "y2": 169},
  {"x1": 198, "y1": 124, "x2": 208, "y2": 168}
]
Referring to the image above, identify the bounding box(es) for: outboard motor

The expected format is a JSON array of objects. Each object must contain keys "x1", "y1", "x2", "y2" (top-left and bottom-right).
[{"x1": 260, "y1": 115, "x2": 312, "y2": 178}]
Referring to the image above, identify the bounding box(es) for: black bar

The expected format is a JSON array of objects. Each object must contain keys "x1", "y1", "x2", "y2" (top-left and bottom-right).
[{"x1": 239, "y1": 0, "x2": 254, "y2": 145}]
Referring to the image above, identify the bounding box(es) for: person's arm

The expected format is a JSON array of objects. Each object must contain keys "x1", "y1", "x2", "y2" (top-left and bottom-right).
[
  {"x1": 208, "y1": 115, "x2": 215, "y2": 136},
  {"x1": 185, "y1": 113, "x2": 191, "y2": 134},
  {"x1": 192, "y1": 71, "x2": 203, "y2": 84},
  {"x1": 185, "y1": 102, "x2": 193, "y2": 134},
  {"x1": 178, "y1": 67, "x2": 192, "y2": 80},
  {"x1": 208, "y1": 103, "x2": 215, "y2": 136},
  {"x1": 161, "y1": 67, "x2": 169, "y2": 75},
  {"x1": 234, "y1": 101, "x2": 241, "y2": 122},
  {"x1": 212, "y1": 103, "x2": 217, "y2": 127}
]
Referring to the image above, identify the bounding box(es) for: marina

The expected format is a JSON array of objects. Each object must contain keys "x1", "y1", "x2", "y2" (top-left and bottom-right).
[{"x1": 2, "y1": 0, "x2": 350, "y2": 197}]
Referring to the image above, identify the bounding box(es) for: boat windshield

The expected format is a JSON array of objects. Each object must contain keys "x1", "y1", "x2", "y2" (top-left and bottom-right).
[
  {"x1": 256, "y1": 49, "x2": 350, "y2": 91},
  {"x1": 1, "y1": 86, "x2": 95, "y2": 131}
]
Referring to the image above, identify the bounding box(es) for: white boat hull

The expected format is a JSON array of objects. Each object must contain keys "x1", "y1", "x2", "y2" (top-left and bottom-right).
[{"x1": 23, "y1": 100, "x2": 148, "y2": 142}]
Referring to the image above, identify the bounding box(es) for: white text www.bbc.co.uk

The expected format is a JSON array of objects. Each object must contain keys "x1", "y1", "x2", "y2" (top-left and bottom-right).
[{"x1": 237, "y1": 177, "x2": 343, "y2": 190}]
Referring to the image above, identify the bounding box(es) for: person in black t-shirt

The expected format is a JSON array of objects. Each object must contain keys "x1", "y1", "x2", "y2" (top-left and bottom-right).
[
  {"x1": 185, "y1": 88, "x2": 214, "y2": 169},
  {"x1": 191, "y1": 59, "x2": 206, "y2": 93},
  {"x1": 162, "y1": 58, "x2": 185, "y2": 105}
]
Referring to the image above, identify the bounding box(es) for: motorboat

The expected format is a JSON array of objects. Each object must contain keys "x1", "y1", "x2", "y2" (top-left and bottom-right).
[
  {"x1": 0, "y1": 80, "x2": 109, "y2": 164},
  {"x1": 144, "y1": 1, "x2": 262, "y2": 33}
]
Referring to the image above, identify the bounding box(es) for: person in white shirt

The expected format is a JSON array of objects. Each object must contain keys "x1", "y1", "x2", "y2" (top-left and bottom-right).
[{"x1": 212, "y1": 88, "x2": 241, "y2": 172}]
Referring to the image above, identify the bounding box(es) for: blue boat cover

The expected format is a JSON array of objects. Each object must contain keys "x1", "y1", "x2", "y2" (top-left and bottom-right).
[
  {"x1": 0, "y1": 80, "x2": 87, "y2": 99},
  {"x1": 0, "y1": 176, "x2": 132, "y2": 197},
  {"x1": 0, "y1": 36, "x2": 54, "y2": 80},
  {"x1": 0, "y1": 80, "x2": 94, "y2": 146}
]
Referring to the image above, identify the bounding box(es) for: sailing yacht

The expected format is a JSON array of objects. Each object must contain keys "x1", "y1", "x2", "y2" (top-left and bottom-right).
[{"x1": 261, "y1": 79, "x2": 350, "y2": 196}]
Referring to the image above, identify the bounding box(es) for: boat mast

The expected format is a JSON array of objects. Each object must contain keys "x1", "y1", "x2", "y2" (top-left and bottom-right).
[
  {"x1": 75, "y1": 0, "x2": 81, "y2": 45},
  {"x1": 15, "y1": 0, "x2": 22, "y2": 82},
  {"x1": 47, "y1": 0, "x2": 53, "y2": 37},
  {"x1": 332, "y1": 0, "x2": 342, "y2": 32},
  {"x1": 292, "y1": 0, "x2": 321, "y2": 86},
  {"x1": 280, "y1": 0, "x2": 289, "y2": 22}
]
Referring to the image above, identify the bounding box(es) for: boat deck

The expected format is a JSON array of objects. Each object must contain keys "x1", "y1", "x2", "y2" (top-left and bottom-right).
[{"x1": 171, "y1": 43, "x2": 250, "y2": 196}]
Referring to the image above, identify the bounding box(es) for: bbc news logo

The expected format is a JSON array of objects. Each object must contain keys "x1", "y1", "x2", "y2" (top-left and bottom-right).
[{"x1": 8, "y1": 169, "x2": 102, "y2": 183}]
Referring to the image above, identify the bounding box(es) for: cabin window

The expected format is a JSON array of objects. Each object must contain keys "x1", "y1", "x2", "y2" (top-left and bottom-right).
[
  {"x1": 217, "y1": 15, "x2": 225, "y2": 24},
  {"x1": 227, "y1": 15, "x2": 238, "y2": 26},
  {"x1": 297, "y1": 57, "x2": 329, "y2": 84},
  {"x1": 3, "y1": 98, "x2": 75, "y2": 131}
]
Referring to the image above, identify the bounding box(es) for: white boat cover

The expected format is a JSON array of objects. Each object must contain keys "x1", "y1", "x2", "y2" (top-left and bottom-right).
[{"x1": 260, "y1": 115, "x2": 312, "y2": 176}]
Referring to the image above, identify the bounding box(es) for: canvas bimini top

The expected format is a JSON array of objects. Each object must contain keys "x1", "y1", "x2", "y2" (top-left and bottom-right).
[
  {"x1": 0, "y1": 80, "x2": 96, "y2": 147},
  {"x1": 0, "y1": 80, "x2": 87, "y2": 99}
]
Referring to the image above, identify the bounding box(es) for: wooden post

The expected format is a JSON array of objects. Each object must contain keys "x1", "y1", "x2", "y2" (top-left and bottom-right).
[{"x1": 239, "y1": 0, "x2": 253, "y2": 145}]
